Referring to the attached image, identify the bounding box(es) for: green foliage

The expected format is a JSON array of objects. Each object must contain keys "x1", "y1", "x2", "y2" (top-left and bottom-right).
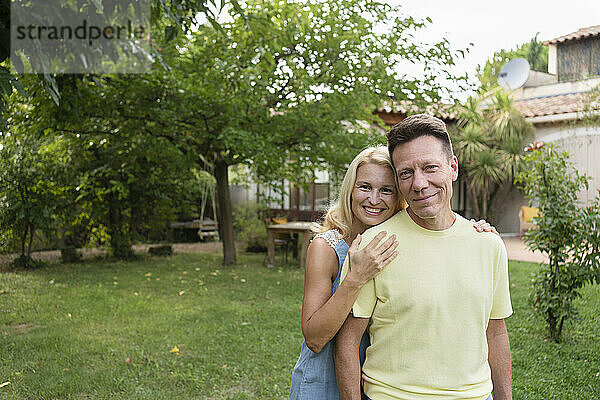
[
  {"x1": 9, "y1": 74, "x2": 202, "y2": 259},
  {"x1": 2, "y1": 0, "x2": 468, "y2": 265},
  {"x1": 9, "y1": 254, "x2": 46, "y2": 269},
  {"x1": 0, "y1": 66, "x2": 27, "y2": 128},
  {"x1": 175, "y1": 0, "x2": 449, "y2": 181},
  {"x1": 0, "y1": 0, "x2": 247, "y2": 140},
  {"x1": 515, "y1": 144, "x2": 600, "y2": 342},
  {"x1": 0, "y1": 134, "x2": 66, "y2": 267},
  {"x1": 477, "y1": 33, "x2": 548, "y2": 93},
  {"x1": 453, "y1": 90, "x2": 533, "y2": 220},
  {"x1": 233, "y1": 202, "x2": 268, "y2": 252},
  {"x1": 177, "y1": 168, "x2": 217, "y2": 221}
]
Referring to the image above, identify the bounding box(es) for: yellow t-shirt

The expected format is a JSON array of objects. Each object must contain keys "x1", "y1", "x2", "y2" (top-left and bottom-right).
[{"x1": 341, "y1": 210, "x2": 512, "y2": 400}]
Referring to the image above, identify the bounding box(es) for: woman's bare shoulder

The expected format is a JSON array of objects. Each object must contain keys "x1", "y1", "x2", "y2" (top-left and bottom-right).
[{"x1": 306, "y1": 236, "x2": 339, "y2": 276}]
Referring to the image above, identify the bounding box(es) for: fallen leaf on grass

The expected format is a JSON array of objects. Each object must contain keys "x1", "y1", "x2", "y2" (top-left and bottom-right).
[
  {"x1": 144, "y1": 272, "x2": 152, "y2": 277},
  {"x1": 221, "y1": 364, "x2": 227, "y2": 368},
  {"x1": 178, "y1": 291, "x2": 185, "y2": 296}
]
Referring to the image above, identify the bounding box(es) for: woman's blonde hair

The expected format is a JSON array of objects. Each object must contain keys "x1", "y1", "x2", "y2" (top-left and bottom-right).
[{"x1": 313, "y1": 146, "x2": 406, "y2": 238}]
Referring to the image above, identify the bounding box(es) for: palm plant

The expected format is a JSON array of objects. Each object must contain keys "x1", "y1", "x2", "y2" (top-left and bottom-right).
[{"x1": 453, "y1": 89, "x2": 533, "y2": 220}]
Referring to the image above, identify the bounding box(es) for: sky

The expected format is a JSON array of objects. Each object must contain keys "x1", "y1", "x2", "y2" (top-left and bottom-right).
[{"x1": 389, "y1": 0, "x2": 600, "y2": 97}]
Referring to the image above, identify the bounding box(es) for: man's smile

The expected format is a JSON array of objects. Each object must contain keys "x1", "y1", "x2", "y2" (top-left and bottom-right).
[{"x1": 412, "y1": 192, "x2": 437, "y2": 202}]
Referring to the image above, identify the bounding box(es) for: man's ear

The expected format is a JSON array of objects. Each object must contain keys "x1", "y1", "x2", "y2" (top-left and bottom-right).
[{"x1": 450, "y1": 155, "x2": 459, "y2": 182}]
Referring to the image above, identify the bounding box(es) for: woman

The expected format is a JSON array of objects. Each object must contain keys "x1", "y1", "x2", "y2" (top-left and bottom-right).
[{"x1": 289, "y1": 146, "x2": 495, "y2": 399}]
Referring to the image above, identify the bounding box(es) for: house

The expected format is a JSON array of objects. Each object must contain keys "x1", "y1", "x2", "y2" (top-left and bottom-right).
[
  {"x1": 230, "y1": 170, "x2": 331, "y2": 222},
  {"x1": 229, "y1": 103, "x2": 463, "y2": 223},
  {"x1": 492, "y1": 25, "x2": 600, "y2": 233}
]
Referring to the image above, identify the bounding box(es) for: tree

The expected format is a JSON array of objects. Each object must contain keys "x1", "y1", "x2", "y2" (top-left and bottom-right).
[
  {"x1": 515, "y1": 144, "x2": 600, "y2": 342},
  {"x1": 4, "y1": 73, "x2": 200, "y2": 259},
  {"x1": 476, "y1": 33, "x2": 548, "y2": 93},
  {"x1": 0, "y1": 133, "x2": 66, "y2": 267},
  {"x1": 4, "y1": 0, "x2": 467, "y2": 265},
  {"x1": 0, "y1": 0, "x2": 244, "y2": 124},
  {"x1": 453, "y1": 90, "x2": 533, "y2": 220},
  {"x1": 164, "y1": 0, "x2": 468, "y2": 264}
]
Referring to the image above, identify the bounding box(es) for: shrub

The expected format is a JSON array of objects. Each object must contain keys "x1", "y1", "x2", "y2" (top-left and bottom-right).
[
  {"x1": 233, "y1": 202, "x2": 268, "y2": 253},
  {"x1": 148, "y1": 245, "x2": 173, "y2": 257},
  {"x1": 10, "y1": 254, "x2": 46, "y2": 269},
  {"x1": 515, "y1": 143, "x2": 600, "y2": 342},
  {"x1": 60, "y1": 247, "x2": 81, "y2": 263}
]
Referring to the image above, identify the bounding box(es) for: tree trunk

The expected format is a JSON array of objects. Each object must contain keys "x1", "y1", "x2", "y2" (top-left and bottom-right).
[
  {"x1": 59, "y1": 228, "x2": 80, "y2": 263},
  {"x1": 482, "y1": 189, "x2": 488, "y2": 221},
  {"x1": 107, "y1": 192, "x2": 133, "y2": 259},
  {"x1": 468, "y1": 184, "x2": 482, "y2": 219},
  {"x1": 214, "y1": 158, "x2": 236, "y2": 265},
  {"x1": 26, "y1": 223, "x2": 34, "y2": 259},
  {"x1": 548, "y1": 253, "x2": 562, "y2": 342},
  {"x1": 19, "y1": 224, "x2": 27, "y2": 259}
]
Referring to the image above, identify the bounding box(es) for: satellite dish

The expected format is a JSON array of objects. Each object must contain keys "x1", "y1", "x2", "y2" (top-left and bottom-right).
[{"x1": 497, "y1": 58, "x2": 530, "y2": 90}]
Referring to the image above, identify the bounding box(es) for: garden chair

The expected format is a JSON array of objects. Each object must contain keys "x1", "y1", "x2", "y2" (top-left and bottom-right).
[
  {"x1": 269, "y1": 217, "x2": 297, "y2": 264},
  {"x1": 519, "y1": 206, "x2": 539, "y2": 238}
]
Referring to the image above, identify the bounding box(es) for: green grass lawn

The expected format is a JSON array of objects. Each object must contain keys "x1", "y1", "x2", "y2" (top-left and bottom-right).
[{"x1": 1, "y1": 253, "x2": 599, "y2": 399}]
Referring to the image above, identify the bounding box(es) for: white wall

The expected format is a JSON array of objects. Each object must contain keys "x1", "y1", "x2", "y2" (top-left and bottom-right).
[
  {"x1": 494, "y1": 122, "x2": 600, "y2": 234},
  {"x1": 535, "y1": 123, "x2": 600, "y2": 203}
]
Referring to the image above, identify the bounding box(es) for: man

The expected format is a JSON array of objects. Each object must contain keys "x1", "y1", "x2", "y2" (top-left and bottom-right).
[{"x1": 334, "y1": 114, "x2": 512, "y2": 400}]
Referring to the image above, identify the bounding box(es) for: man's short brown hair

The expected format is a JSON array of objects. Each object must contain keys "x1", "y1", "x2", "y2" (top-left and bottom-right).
[{"x1": 387, "y1": 113, "x2": 453, "y2": 160}]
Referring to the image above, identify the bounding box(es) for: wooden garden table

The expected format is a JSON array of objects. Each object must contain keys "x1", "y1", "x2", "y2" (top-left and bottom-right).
[{"x1": 266, "y1": 221, "x2": 313, "y2": 268}]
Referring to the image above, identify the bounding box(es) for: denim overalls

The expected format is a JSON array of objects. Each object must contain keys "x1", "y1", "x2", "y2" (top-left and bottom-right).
[{"x1": 289, "y1": 230, "x2": 369, "y2": 400}]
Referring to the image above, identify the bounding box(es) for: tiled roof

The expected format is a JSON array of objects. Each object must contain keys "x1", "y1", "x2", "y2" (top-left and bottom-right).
[
  {"x1": 513, "y1": 92, "x2": 598, "y2": 118},
  {"x1": 543, "y1": 25, "x2": 600, "y2": 45},
  {"x1": 375, "y1": 101, "x2": 458, "y2": 120}
]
